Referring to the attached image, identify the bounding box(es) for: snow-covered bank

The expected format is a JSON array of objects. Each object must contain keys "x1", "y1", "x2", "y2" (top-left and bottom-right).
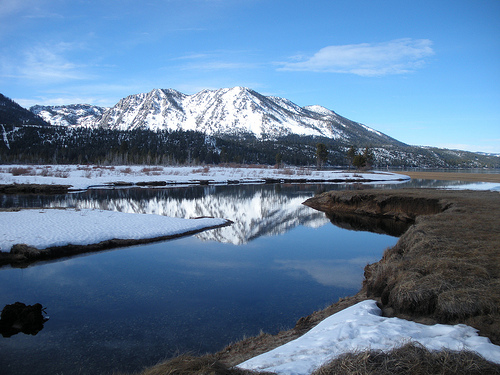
[
  {"x1": 238, "y1": 300, "x2": 500, "y2": 375},
  {"x1": 0, "y1": 165, "x2": 409, "y2": 191},
  {"x1": 0, "y1": 208, "x2": 228, "y2": 252},
  {"x1": 439, "y1": 181, "x2": 500, "y2": 191}
]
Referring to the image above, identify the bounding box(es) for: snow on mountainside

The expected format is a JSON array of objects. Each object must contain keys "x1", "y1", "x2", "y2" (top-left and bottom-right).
[
  {"x1": 30, "y1": 87, "x2": 403, "y2": 146},
  {"x1": 30, "y1": 104, "x2": 108, "y2": 127}
]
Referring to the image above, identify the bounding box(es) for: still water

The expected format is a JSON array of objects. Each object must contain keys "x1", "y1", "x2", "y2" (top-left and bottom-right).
[{"x1": 0, "y1": 180, "x2": 467, "y2": 374}]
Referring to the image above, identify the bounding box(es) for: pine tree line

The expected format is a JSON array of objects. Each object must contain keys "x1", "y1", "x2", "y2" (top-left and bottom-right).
[{"x1": 1, "y1": 125, "x2": 498, "y2": 168}]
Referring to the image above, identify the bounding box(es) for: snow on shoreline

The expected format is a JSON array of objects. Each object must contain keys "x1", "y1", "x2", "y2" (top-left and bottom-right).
[
  {"x1": 238, "y1": 300, "x2": 500, "y2": 375},
  {"x1": 0, "y1": 164, "x2": 409, "y2": 190},
  {"x1": 0, "y1": 208, "x2": 228, "y2": 252}
]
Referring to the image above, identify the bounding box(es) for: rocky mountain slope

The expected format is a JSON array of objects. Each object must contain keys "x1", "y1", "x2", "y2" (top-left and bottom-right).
[
  {"x1": 29, "y1": 87, "x2": 404, "y2": 147},
  {"x1": 0, "y1": 94, "x2": 49, "y2": 127},
  {"x1": 31, "y1": 104, "x2": 107, "y2": 127}
]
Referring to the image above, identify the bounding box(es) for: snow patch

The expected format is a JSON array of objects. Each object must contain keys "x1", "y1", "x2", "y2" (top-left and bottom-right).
[
  {"x1": 238, "y1": 300, "x2": 500, "y2": 375},
  {"x1": 0, "y1": 208, "x2": 227, "y2": 252}
]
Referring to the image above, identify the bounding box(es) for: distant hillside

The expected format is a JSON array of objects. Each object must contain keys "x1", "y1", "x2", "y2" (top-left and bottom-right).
[
  {"x1": 31, "y1": 104, "x2": 108, "y2": 127},
  {"x1": 0, "y1": 94, "x2": 49, "y2": 126}
]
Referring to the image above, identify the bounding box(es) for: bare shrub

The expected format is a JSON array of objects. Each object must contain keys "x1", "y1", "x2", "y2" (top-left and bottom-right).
[
  {"x1": 312, "y1": 342, "x2": 500, "y2": 375},
  {"x1": 297, "y1": 167, "x2": 312, "y2": 176},
  {"x1": 246, "y1": 164, "x2": 268, "y2": 169},
  {"x1": 221, "y1": 163, "x2": 243, "y2": 169},
  {"x1": 120, "y1": 167, "x2": 133, "y2": 174},
  {"x1": 39, "y1": 167, "x2": 52, "y2": 176},
  {"x1": 141, "y1": 166, "x2": 164, "y2": 175},
  {"x1": 281, "y1": 168, "x2": 295, "y2": 175},
  {"x1": 53, "y1": 170, "x2": 70, "y2": 178},
  {"x1": 9, "y1": 167, "x2": 35, "y2": 176}
]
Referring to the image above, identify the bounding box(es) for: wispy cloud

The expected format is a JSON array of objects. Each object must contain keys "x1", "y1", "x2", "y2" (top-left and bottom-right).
[
  {"x1": 172, "y1": 49, "x2": 263, "y2": 71},
  {"x1": 9, "y1": 43, "x2": 94, "y2": 82},
  {"x1": 0, "y1": 0, "x2": 34, "y2": 18},
  {"x1": 279, "y1": 38, "x2": 434, "y2": 76},
  {"x1": 275, "y1": 257, "x2": 376, "y2": 288},
  {"x1": 0, "y1": 0, "x2": 60, "y2": 20}
]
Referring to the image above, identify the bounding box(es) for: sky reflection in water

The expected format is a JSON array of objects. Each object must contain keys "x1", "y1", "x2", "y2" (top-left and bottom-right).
[{"x1": 0, "y1": 184, "x2": 398, "y2": 375}]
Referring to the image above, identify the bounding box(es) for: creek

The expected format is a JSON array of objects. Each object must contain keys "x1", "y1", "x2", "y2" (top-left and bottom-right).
[{"x1": 0, "y1": 179, "x2": 477, "y2": 375}]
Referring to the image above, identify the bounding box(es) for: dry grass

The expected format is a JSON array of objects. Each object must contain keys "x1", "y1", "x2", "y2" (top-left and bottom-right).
[
  {"x1": 120, "y1": 167, "x2": 133, "y2": 174},
  {"x1": 141, "y1": 166, "x2": 164, "y2": 175},
  {"x1": 191, "y1": 166, "x2": 211, "y2": 174},
  {"x1": 9, "y1": 166, "x2": 36, "y2": 176},
  {"x1": 305, "y1": 188, "x2": 500, "y2": 344},
  {"x1": 312, "y1": 342, "x2": 500, "y2": 375},
  {"x1": 136, "y1": 354, "x2": 270, "y2": 375}
]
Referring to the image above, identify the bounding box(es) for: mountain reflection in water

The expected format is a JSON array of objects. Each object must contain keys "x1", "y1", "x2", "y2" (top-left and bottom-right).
[
  {"x1": 0, "y1": 183, "x2": 403, "y2": 375},
  {"x1": 43, "y1": 184, "x2": 335, "y2": 245},
  {"x1": 2, "y1": 183, "x2": 416, "y2": 246}
]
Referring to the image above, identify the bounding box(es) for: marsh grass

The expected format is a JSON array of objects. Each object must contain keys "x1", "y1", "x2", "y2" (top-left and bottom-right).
[
  {"x1": 312, "y1": 342, "x2": 500, "y2": 375},
  {"x1": 136, "y1": 354, "x2": 268, "y2": 375}
]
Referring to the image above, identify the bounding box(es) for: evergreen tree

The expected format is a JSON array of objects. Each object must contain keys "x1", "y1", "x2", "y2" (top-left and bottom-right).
[
  {"x1": 346, "y1": 146, "x2": 357, "y2": 169},
  {"x1": 316, "y1": 143, "x2": 328, "y2": 170}
]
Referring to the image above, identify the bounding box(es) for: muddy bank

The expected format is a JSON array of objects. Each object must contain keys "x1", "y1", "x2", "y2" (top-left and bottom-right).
[{"x1": 0, "y1": 184, "x2": 72, "y2": 194}]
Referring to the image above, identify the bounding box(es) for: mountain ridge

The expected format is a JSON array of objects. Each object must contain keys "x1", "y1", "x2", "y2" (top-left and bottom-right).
[
  {"x1": 29, "y1": 87, "x2": 405, "y2": 147},
  {"x1": 1, "y1": 89, "x2": 498, "y2": 168},
  {"x1": 0, "y1": 93, "x2": 49, "y2": 127}
]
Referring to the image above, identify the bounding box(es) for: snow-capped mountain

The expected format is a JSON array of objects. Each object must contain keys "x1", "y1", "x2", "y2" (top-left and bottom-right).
[
  {"x1": 31, "y1": 104, "x2": 108, "y2": 127},
  {"x1": 30, "y1": 87, "x2": 402, "y2": 146}
]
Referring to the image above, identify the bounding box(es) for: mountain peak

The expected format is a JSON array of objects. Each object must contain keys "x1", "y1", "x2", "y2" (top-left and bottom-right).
[{"x1": 28, "y1": 87, "x2": 403, "y2": 146}]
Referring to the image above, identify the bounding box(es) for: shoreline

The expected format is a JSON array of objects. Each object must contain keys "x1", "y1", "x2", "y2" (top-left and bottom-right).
[
  {"x1": 0, "y1": 165, "x2": 409, "y2": 192},
  {"x1": 393, "y1": 170, "x2": 500, "y2": 182},
  {"x1": 0, "y1": 209, "x2": 232, "y2": 267},
  {"x1": 139, "y1": 187, "x2": 500, "y2": 374}
]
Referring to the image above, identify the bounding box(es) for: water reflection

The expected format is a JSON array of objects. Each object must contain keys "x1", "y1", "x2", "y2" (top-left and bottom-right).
[
  {"x1": 0, "y1": 184, "x2": 400, "y2": 375},
  {"x1": 0, "y1": 302, "x2": 48, "y2": 337},
  {"x1": 3, "y1": 185, "x2": 335, "y2": 245},
  {"x1": 326, "y1": 211, "x2": 411, "y2": 237},
  {"x1": 1, "y1": 181, "x2": 446, "y2": 247}
]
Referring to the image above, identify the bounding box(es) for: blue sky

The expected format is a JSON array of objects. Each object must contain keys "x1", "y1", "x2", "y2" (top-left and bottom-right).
[{"x1": 1, "y1": 0, "x2": 499, "y2": 153}]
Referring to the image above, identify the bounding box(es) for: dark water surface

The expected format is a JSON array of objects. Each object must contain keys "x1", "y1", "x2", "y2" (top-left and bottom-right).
[{"x1": 0, "y1": 182, "x2": 423, "y2": 374}]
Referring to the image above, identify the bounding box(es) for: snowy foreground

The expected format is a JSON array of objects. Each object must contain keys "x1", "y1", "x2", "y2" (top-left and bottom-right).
[
  {"x1": 0, "y1": 164, "x2": 408, "y2": 190},
  {"x1": 0, "y1": 208, "x2": 228, "y2": 252},
  {"x1": 238, "y1": 300, "x2": 500, "y2": 375}
]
